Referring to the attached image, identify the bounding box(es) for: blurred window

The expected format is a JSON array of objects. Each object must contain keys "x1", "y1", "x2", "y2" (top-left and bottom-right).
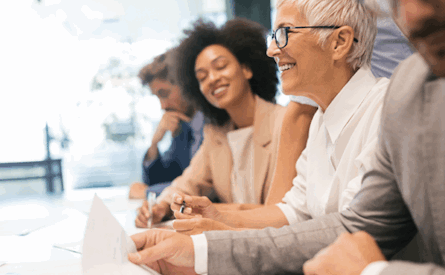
[{"x1": 0, "y1": 0, "x2": 226, "y2": 197}]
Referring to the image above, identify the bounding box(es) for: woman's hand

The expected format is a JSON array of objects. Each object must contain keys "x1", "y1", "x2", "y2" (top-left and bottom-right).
[
  {"x1": 170, "y1": 194, "x2": 224, "y2": 223},
  {"x1": 173, "y1": 218, "x2": 236, "y2": 235}
]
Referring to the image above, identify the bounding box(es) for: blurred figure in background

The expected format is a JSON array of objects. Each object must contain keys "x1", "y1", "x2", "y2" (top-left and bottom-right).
[
  {"x1": 370, "y1": 0, "x2": 414, "y2": 78},
  {"x1": 135, "y1": 18, "x2": 316, "y2": 227},
  {"x1": 129, "y1": 49, "x2": 204, "y2": 199}
]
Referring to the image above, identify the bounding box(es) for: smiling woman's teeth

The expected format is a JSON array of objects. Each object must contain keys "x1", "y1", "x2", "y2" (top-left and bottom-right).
[
  {"x1": 279, "y1": 64, "x2": 295, "y2": 72},
  {"x1": 214, "y1": 87, "x2": 226, "y2": 95}
]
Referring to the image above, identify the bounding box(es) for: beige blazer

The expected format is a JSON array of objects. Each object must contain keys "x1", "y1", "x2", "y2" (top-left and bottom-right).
[{"x1": 157, "y1": 96, "x2": 285, "y2": 205}]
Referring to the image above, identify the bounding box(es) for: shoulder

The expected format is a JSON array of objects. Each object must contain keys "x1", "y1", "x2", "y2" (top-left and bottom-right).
[
  {"x1": 202, "y1": 123, "x2": 230, "y2": 146},
  {"x1": 256, "y1": 97, "x2": 286, "y2": 125},
  {"x1": 381, "y1": 53, "x2": 430, "y2": 131},
  {"x1": 385, "y1": 53, "x2": 429, "y2": 106}
]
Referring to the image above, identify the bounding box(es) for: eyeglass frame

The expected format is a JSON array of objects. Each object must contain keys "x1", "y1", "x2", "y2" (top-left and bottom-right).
[{"x1": 269, "y1": 26, "x2": 359, "y2": 49}]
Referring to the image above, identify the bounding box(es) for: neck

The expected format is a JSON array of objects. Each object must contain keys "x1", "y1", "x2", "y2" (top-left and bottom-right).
[
  {"x1": 294, "y1": 65, "x2": 356, "y2": 112},
  {"x1": 226, "y1": 91, "x2": 256, "y2": 129}
]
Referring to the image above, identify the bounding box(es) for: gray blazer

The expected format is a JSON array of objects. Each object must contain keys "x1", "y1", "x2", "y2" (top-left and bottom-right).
[{"x1": 204, "y1": 53, "x2": 445, "y2": 275}]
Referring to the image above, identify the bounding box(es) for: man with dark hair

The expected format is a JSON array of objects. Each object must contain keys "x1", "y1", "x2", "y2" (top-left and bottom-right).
[
  {"x1": 126, "y1": 0, "x2": 445, "y2": 274},
  {"x1": 129, "y1": 50, "x2": 204, "y2": 199}
]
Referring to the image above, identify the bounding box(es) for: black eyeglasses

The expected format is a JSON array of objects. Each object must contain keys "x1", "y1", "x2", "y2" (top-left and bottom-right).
[{"x1": 268, "y1": 26, "x2": 359, "y2": 49}]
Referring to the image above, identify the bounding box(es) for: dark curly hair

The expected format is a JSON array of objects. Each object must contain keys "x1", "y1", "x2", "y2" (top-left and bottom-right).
[{"x1": 174, "y1": 18, "x2": 278, "y2": 126}]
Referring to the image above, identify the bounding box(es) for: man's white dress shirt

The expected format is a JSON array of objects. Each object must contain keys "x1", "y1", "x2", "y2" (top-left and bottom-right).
[{"x1": 191, "y1": 66, "x2": 390, "y2": 274}]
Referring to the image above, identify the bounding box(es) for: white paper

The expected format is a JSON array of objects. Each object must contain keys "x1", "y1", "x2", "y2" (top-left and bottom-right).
[{"x1": 82, "y1": 195, "x2": 160, "y2": 275}]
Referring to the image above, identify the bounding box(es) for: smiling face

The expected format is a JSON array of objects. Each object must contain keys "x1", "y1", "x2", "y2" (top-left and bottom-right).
[
  {"x1": 394, "y1": 0, "x2": 445, "y2": 77},
  {"x1": 266, "y1": 2, "x2": 336, "y2": 99},
  {"x1": 194, "y1": 44, "x2": 253, "y2": 110}
]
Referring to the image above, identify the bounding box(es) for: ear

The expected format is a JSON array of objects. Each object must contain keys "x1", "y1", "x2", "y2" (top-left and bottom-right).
[
  {"x1": 241, "y1": 64, "x2": 253, "y2": 80},
  {"x1": 330, "y1": 26, "x2": 355, "y2": 62}
]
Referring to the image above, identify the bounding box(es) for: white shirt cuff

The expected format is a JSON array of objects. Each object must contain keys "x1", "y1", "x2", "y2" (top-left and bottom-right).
[
  {"x1": 289, "y1": 95, "x2": 318, "y2": 107},
  {"x1": 276, "y1": 203, "x2": 298, "y2": 225},
  {"x1": 361, "y1": 261, "x2": 389, "y2": 275},
  {"x1": 191, "y1": 234, "x2": 208, "y2": 275}
]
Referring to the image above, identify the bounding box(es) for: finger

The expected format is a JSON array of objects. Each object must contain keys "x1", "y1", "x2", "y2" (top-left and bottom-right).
[
  {"x1": 173, "y1": 193, "x2": 185, "y2": 205},
  {"x1": 161, "y1": 115, "x2": 184, "y2": 130},
  {"x1": 172, "y1": 219, "x2": 197, "y2": 231},
  {"x1": 151, "y1": 206, "x2": 166, "y2": 224},
  {"x1": 172, "y1": 193, "x2": 183, "y2": 203},
  {"x1": 128, "y1": 251, "x2": 143, "y2": 265},
  {"x1": 173, "y1": 210, "x2": 201, "y2": 220},
  {"x1": 131, "y1": 231, "x2": 151, "y2": 251},
  {"x1": 164, "y1": 121, "x2": 180, "y2": 133},
  {"x1": 171, "y1": 202, "x2": 181, "y2": 212},
  {"x1": 302, "y1": 253, "x2": 330, "y2": 275},
  {"x1": 302, "y1": 258, "x2": 320, "y2": 275},
  {"x1": 135, "y1": 214, "x2": 148, "y2": 228},
  {"x1": 129, "y1": 239, "x2": 176, "y2": 266},
  {"x1": 140, "y1": 202, "x2": 150, "y2": 219},
  {"x1": 171, "y1": 193, "x2": 186, "y2": 212},
  {"x1": 183, "y1": 195, "x2": 212, "y2": 208},
  {"x1": 165, "y1": 111, "x2": 192, "y2": 123}
]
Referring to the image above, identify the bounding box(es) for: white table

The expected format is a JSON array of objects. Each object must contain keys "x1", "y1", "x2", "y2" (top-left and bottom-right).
[{"x1": 0, "y1": 186, "x2": 159, "y2": 274}]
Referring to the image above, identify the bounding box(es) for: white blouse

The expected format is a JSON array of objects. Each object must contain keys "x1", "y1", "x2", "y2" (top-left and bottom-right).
[
  {"x1": 227, "y1": 126, "x2": 256, "y2": 204},
  {"x1": 277, "y1": 66, "x2": 390, "y2": 224}
]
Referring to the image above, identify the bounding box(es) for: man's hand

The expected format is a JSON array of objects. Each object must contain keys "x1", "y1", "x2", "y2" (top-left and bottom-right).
[
  {"x1": 146, "y1": 111, "x2": 192, "y2": 162},
  {"x1": 171, "y1": 194, "x2": 224, "y2": 223},
  {"x1": 303, "y1": 231, "x2": 386, "y2": 275},
  {"x1": 135, "y1": 201, "x2": 170, "y2": 228},
  {"x1": 173, "y1": 218, "x2": 236, "y2": 235},
  {"x1": 128, "y1": 229, "x2": 196, "y2": 275},
  {"x1": 129, "y1": 182, "x2": 148, "y2": 199},
  {"x1": 153, "y1": 111, "x2": 191, "y2": 144}
]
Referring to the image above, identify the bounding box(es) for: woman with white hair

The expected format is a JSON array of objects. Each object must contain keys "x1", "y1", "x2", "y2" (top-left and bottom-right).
[{"x1": 169, "y1": 0, "x2": 391, "y2": 233}]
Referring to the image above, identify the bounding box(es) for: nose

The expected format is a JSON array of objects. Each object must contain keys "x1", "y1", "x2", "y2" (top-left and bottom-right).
[
  {"x1": 266, "y1": 39, "x2": 280, "y2": 58},
  {"x1": 207, "y1": 69, "x2": 220, "y2": 85}
]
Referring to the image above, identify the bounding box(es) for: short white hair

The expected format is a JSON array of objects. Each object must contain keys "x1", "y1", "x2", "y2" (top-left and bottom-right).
[{"x1": 276, "y1": 0, "x2": 380, "y2": 71}]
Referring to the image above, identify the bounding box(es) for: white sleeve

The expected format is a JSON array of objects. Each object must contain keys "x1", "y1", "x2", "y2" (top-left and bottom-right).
[
  {"x1": 191, "y1": 234, "x2": 208, "y2": 275},
  {"x1": 276, "y1": 148, "x2": 312, "y2": 224},
  {"x1": 361, "y1": 261, "x2": 389, "y2": 275}
]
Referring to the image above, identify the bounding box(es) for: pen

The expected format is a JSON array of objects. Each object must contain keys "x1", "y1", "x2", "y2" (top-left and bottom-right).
[
  {"x1": 179, "y1": 201, "x2": 186, "y2": 213},
  {"x1": 147, "y1": 191, "x2": 156, "y2": 228}
]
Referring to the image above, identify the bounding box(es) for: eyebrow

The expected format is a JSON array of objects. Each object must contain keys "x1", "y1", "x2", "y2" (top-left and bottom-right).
[
  {"x1": 195, "y1": 55, "x2": 227, "y2": 74},
  {"x1": 275, "y1": 21, "x2": 296, "y2": 29}
]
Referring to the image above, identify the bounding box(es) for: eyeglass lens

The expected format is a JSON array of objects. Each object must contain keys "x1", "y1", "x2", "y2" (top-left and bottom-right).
[
  {"x1": 275, "y1": 28, "x2": 285, "y2": 48},
  {"x1": 267, "y1": 28, "x2": 287, "y2": 48}
]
